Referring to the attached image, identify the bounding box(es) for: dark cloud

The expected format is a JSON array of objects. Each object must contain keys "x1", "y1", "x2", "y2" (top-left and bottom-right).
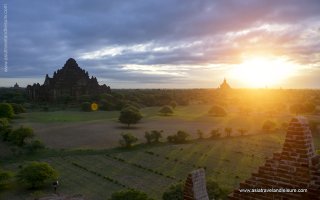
[{"x1": 0, "y1": 0, "x2": 320, "y2": 87}]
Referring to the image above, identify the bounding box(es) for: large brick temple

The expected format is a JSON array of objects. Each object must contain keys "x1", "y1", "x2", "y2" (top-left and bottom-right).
[{"x1": 26, "y1": 58, "x2": 111, "y2": 102}]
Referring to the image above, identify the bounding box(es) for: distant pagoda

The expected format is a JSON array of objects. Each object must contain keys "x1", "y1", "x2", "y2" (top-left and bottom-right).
[
  {"x1": 27, "y1": 58, "x2": 111, "y2": 102},
  {"x1": 219, "y1": 78, "x2": 231, "y2": 90}
]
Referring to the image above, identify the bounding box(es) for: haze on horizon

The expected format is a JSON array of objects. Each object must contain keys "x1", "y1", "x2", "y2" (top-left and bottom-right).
[{"x1": 0, "y1": 0, "x2": 320, "y2": 89}]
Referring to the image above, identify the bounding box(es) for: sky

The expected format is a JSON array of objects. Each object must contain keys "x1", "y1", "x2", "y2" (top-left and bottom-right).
[{"x1": 0, "y1": 0, "x2": 320, "y2": 88}]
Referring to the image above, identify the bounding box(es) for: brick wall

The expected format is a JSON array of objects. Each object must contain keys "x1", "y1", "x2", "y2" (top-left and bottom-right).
[{"x1": 229, "y1": 116, "x2": 320, "y2": 199}]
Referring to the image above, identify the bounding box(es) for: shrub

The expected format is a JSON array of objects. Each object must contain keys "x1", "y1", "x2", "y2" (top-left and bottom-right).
[
  {"x1": 145, "y1": 130, "x2": 163, "y2": 144},
  {"x1": 208, "y1": 105, "x2": 227, "y2": 117},
  {"x1": 162, "y1": 183, "x2": 183, "y2": 200},
  {"x1": 206, "y1": 179, "x2": 228, "y2": 199},
  {"x1": 209, "y1": 129, "x2": 220, "y2": 139},
  {"x1": 159, "y1": 105, "x2": 174, "y2": 116},
  {"x1": 109, "y1": 189, "x2": 153, "y2": 200},
  {"x1": 81, "y1": 102, "x2": 91, "y2": 112},
  {"x1": 0, "y1": 168, "x2": 12, "y2": 188},
  {"x1": 167, "y1": 130, "x2": 189, "y2": 144},
  {"x1": 17, "y1": 162, "x2": 58, "y2": 189},
  {"x1": 170, "y1": 101, "x2": 177, "y2": 109},
  {"x1": 9, "y1": 126, "x2": 34, "y2": 146},
  {"x1": 237, "y1": 128, "x2": 247, "y2": 136},
  {"x1": 224, "y1": 128, "x2": 232, "y2": 137},
  {"x1": 262, "y1": 120, "x2": 276, "y2": 131},
  {"x1": 10, "y1": 103, "x2": 26, "y2": 114},
  {"x1": 309, "y1": 120, "x2": 320, "y2": 134},
  {"x1": 119, "y1": 133, "x2": 138, "y2": 148},
  {"x1": 0, "y1": 118, "x2": 11, "y2": 141},
  {"x1": 197, "y1": 129, "x2": 204, "y2": 139},
  {"x1": 27, "y1": 140, "x2": 45, "y2": 153},
  {"x1": 0, "y1": 103, "x2": 14, "y2": 118}
]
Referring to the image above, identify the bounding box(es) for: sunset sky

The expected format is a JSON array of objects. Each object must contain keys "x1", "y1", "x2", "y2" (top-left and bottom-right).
[{"x1": 0, "y1": 0, "x2": 320, "y2": 88}]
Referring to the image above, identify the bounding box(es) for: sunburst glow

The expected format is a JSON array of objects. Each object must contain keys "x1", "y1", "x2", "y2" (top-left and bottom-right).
[{"x1": 230, "y1": 56, "x2": 298, "y2": 87}]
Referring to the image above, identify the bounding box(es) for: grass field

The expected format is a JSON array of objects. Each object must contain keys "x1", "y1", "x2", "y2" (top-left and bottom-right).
[
  {"x1": 12, "y1": 105, "x2": 294, "y2": 149},
  {"x1": 2, "y1": 131, "x2": 320, "y2": 200},
  {"x1": 1, "y1": 105, "x2": 319, "y2": 199}
]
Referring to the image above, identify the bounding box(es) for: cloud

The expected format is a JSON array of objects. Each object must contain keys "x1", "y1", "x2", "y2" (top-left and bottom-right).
[{"x1": 0, "y1": 0, "x2": 320, "y2": 88}]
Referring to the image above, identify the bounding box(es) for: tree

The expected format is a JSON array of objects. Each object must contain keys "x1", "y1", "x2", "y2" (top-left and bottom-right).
[
  {"x1": 17, "y1": 162, "x2": 58, "y2": 189},
  {"x1": 109, "y1": 189, "x2": 153, "y2": 200},
  {"x1": 144, "y1": 132, "x2": 153, "y2": 144},
  {"x1": 0, "y1": 103, "x2": 14, "y2": 118},
  {"x1": 151, "y1": 130, "x2": 162, "y2": 143},
  {"x1": 9, "y1": 126, "x2": 34, "y2": 146},
  {"x1": 304, "y1": 102, "x2": 316, "y2": 113},
  {"x1": 167, "y1": 135, "x2": 175, "y2": 143},
  {"x1": 119, "y1": 107, "x2": 142, "y2": 128},
  {"x1": 81, "y1": 102, "x2": 92, "y2": 112},
  {"x1": 208, "y1": 105, "x2": 227, "y2": 117},
  {"x1": 237, "y1": 128, "x2": 247, "y2": 136},
  {"x1": 224, "y1": 128, "x2": 232, "y2": 137},
  {"x1": 119, "y1": 133, "x2": 138, "y2": 148},
  {"x1": 197, "y1": 129, "x2": 204, "y2": 139},
  {"x1": 206, "y1": 179, "x2": 228, "y2": 200},
  {"x1": 26, "y1": 140, "x2": 45, "y2": 153},
  {"x1": 170, "y1": 101, "x2": 177, "y2": 109},
  {"x1": 0, "y1": 168, "x2": 12, "y2": 188},
  {"x1": 162, "y1": 183, "x2": 183, "y2": 200},
  {"x1": 159, "y1": 105, "x2": 174, "y2": 116},
  {"x1": 209, "y1": 129, "x2": 220, "y2": 139},
  {"x1": 167, "y1": 130, "x2": 189, "y2": 144},
  {"x1": 145, "y1": 130, "x2": 163, "y2": 144},
  {"x1": 10, "y1": 103, "x2": 26, "y2": 114},
  {"x1": 0, "y1": 118, "x2": 11, "y2": 141},
  {"x1": 262, "y1": 120, "x2": 276, "y2": 132}
]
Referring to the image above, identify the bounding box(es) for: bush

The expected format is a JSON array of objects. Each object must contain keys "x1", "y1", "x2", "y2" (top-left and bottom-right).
[
  {"x1": 9, "y1": 126, "x2": 34, "y2": 146},
  {"x1": 224, "y1": 128, "x2": 232, "y2": 137},
  {"x1": 17, "y1": 162, "x2": 58, "y2": 189},
  {"x1": 0, "y1": 118, "x2": 11, "y2": 141},
  {"x1": 162, "y1": 183, "x2": 183, "y2": 200},
  {"x1": 208, "y1": 105, "x2": 227, "y2": 117},
  {"x1": 81, "y1": 102, "x2": 92, "y2": 112},
  {"x1": 0, "y1": 103, "x2": 14, "y2": 118},
  {"x1": 99, "y1": 99, "x2": 115, "y2": 111},
  {"x1": 119, "y1": 133, "x2": 138, "y2": 148},
  {"x1": 145, "y1": 130, "x2": 163, "y2": 144},
  {"x1": 289, "y1": 102, "x2": 316, "y2": 114},
  {"x1": 159, "y1": 105, "x2": 174, "y2": 116},
  {"x1": 170, "y1": 101, "x2": 177, "y2": 109},
  {"x1": 167, "y1": 130, "x2": 189, "y2": 144},
  {"x1": 237, "y1": 128, "x2": 247, "y2": 136},
  {"x1": 119, "y1": 107, "x2": 142, "y2": 128},
  {"x1": 206, "y1": 179, "x2": 228, "y2": 199},
  {"x1": 209, "y1": 129, "x2": 220, "y2": 139},
  {"x1": 197, "y1": 129, "x2": 204, "y2": 139},
  {"x1": 0, "y1": 168, "x2": 12, "y2": 188},
  {"x1": 27, "y1": 140, "x2": 45, "y2": 153},
  {"x1": 262, "y1": 120, "x2": 276, "y2": 131},
  {"x1": 109, "y1": 189, "x2": 154, "y2": 200},
  {"x1": 10, "y1": 103, "x2": 26, "y2": 114}
]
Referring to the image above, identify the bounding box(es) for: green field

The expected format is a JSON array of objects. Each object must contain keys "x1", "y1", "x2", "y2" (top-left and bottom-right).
[
  {"x1": 2, "y1": 131, "x2": 319, "y2": 200},
  {"x1": 1, "y1": 104, "x2": 320, "y2": 199},
  {"x1": 11, "y1": 105, "x2": 294, "y2": 149}
]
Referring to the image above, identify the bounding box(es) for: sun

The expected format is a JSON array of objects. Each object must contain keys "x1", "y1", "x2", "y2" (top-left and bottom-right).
[{"x1": 230, "y1": 56, "x2": 297, "y2": 88}]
